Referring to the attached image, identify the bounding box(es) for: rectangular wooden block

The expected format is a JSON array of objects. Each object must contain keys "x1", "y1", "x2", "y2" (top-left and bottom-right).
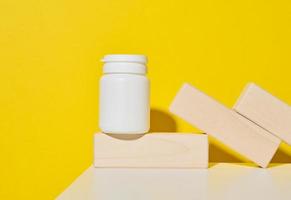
[
  {"x1": 234, "y1": 83, "x2": 291, "y2": 145},
  {"x1": 169, "y1": 83, "x2": 280, "y2": 168},
  {"x1": 94, "y1": 132, "x2": 208, "y2": 168}
]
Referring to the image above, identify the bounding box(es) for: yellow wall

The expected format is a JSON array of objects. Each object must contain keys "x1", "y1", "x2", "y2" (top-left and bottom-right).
[{"x1": 1, "y1": 0, "x2": 291, "y2": 199}]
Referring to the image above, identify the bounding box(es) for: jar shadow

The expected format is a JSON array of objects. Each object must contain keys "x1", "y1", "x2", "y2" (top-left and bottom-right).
[
  {"x1": 106, "y1": 133, "x2": 145, "y2": 140},
  {"x1": 149, "y1": 109, "x2": 177, "y2": 132},
  {"x1": 106, "y1": 109, "x2": 177, "y2": 140}
]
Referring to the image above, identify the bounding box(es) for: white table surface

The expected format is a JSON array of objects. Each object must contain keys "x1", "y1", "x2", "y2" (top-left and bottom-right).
[{"x1": 57, "y1": 163, "x2": 291, "y2": 200}]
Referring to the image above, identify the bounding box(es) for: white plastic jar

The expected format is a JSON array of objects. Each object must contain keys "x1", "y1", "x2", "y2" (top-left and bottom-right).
[{"x1": 99, "y1": 54, "x2": 150, "y2": 134}]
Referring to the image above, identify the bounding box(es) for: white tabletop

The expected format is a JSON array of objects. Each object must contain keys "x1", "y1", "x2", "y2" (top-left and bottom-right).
[{"x1": 57, "y1": 163, "x2": 291, "y2": 200}]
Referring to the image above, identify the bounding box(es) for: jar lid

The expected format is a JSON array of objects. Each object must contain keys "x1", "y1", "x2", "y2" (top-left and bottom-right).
[
  {"x1": 101, "y1": 54, "x2": 147, "y2": 74},
  {"x1": 102, "y1": 54, "x2": 147, "y2": 64}
]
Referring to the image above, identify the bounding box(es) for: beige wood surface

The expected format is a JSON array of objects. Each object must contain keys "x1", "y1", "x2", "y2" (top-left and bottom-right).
[
  {"x1": 94, "y1": 132, "x2": 208, "y2": 168},
  {"x1": 169, "y1": 83, "x2": 280, "y2": 168},
  {"x1": 234, "y1": 83, "x2": 291, "y2": 145}
]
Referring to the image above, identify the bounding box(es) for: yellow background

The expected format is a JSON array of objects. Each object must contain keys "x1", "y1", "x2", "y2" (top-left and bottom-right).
[{"x1": 1, "y1": 0, "x2": 291, "y2": 199}]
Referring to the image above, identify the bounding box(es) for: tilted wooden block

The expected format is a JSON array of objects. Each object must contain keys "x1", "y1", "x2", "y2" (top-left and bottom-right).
[
  {"x1": 234, "y1": 83, "x2": 291, "y2": 145},
  {"x1": 94, "y1": 132, "x2": 208, "y2": 168},
  {"x1": 169, "y1": 83, "x2": 280, "y2": 168}
]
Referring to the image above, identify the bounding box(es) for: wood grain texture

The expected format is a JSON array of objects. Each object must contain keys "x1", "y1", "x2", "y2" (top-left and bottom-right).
[
  {"x1": 169, "y1": 83, "x2": 280, "y2": 168},
  {"x1": 94, "y1": 133, "x2": 208, "y2": 168},
  {"x1": 234, "y1": 83, "x2": 291, "y2": 145}
]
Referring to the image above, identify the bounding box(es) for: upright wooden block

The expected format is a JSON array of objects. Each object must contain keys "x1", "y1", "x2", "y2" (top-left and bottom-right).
[
  {"x1": 234, "y1": 83, "x2": 291, "y2": 145},
  {"x1": 169, "y1": 83, "x2": 280, "y2": 168},
  {"x1": 94, "y1": 132, "x2": 208, "y2": 168}
]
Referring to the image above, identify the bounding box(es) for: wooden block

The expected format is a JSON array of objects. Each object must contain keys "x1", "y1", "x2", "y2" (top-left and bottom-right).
[
  {"x1": 234, "y1": 83, "x2": 291, "y2": 145},
  {"x1": 169, "y1": 83, "x2": 280, "y2": 168},
  {"x1": 94, "y1": 132, "x2": 208, "y2": 168}
]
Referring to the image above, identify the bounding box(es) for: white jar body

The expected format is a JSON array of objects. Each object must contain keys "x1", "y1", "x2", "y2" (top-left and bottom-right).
[{"x1": 99, "y1": 73, "x2": 150, "y2": 134}]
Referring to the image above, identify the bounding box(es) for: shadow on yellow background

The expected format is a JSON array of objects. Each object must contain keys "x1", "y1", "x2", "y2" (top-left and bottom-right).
[
  {"x1": 1, "y1": 0, "x2": 291, "y2": 199},
  {"x1": 150, "y1": 109, "x2": 242, "y2": 162},
  {"x1": 151, "y1": 109, "x2": 291, "y2": 164}
]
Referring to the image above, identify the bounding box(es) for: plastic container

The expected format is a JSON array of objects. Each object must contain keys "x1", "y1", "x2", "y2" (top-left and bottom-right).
[{"x1": 99, "y1": 54, "x2": 150, "y2": 134}]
